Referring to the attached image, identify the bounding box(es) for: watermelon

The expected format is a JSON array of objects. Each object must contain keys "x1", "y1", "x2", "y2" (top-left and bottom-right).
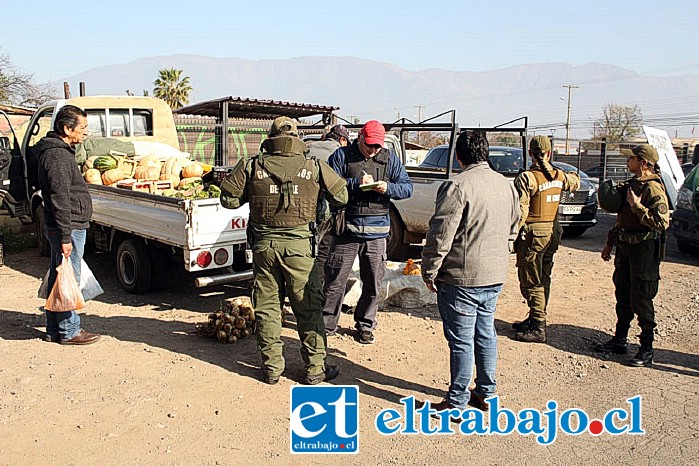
[{"x1": 93, "y1": 156, "x2": 118, "y2": 173}]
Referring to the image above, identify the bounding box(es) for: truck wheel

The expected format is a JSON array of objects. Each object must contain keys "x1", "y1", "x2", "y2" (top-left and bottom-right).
[
  {"x1": 116, "y1": 238, "x2": 152, "y2": 294},
  {"x1": 387, "y1": 209, "x2": 406, "y2": 261},
  {"x1": 34, "y1": 205, "x2": 50, "y2": 257}
]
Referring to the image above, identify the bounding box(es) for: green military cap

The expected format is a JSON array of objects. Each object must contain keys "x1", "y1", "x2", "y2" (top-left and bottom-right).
[
  {"x1": 529, "y1": 135, "x2": 551, "y2": 154},
  {"x1": 269, "y1": 116, "x2": 299, "y2": 137},
  {"x1": 622, "y1": 144, "x2": 659, "y2": 165}
]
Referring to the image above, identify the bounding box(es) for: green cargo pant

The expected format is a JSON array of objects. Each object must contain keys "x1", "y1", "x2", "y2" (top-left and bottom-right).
[
  {"x1": 516, "y1": 221, "x2": 562, "y2": 323},
  {"x1": 251, "y1": 238, "x2": 327, "y2": 379},
  {"x1": 613, "y1": 239, "x2": 660, "y2": 340}
]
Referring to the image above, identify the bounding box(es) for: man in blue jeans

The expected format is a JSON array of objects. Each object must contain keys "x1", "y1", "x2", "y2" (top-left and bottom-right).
[
  {"x1": 419, "y1": 130, "x2": 519, "y2": 418},
  {"x1": 36, "y1": 104, "x2": 100, "y2": 345}
]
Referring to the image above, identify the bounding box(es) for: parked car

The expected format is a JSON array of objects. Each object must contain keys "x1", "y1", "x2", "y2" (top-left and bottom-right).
[
  {"x1": 671, "y1": 164, "x2": 699, "y2": 254},
  {"x1": 584, "y1": 164, "x2": 630, "y2": 185},
  {"x1": 681, "y1": 162, "x2": 695, "y2": 176},
  {"x1": 419, "y1": 145, "x2": 598, "y2": 237}
]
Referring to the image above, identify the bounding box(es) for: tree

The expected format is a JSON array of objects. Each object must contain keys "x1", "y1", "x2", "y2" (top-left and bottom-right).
[
  {"x1": 592, "y1": 104, "x2": 643, "y2": 141},
  {"x1": 153, "y1": 68, "x2": 192, "y2": 109},
  {"x1": 0, "y1": 50, "x2": 55, "y2": 106}
]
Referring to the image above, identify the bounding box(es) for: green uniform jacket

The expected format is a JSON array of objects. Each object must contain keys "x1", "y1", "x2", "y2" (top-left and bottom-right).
[{"x1": 220, "y1": 153, "x2": 348, "y2": 241}]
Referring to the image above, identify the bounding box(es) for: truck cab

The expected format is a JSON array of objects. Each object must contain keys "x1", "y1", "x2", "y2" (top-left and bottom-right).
[{"x1": 0, "y1": 96, "x2": 180, "y2": 254}]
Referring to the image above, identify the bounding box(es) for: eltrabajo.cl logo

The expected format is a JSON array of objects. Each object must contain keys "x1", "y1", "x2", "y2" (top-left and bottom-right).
[{"x1": 290, "y1": 385, "x2": 359, "y2": 454}]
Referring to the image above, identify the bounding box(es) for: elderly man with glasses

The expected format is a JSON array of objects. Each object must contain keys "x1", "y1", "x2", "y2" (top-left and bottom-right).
[{"x1": 322, "y1": 120, "x2": 413, "y2": 344}]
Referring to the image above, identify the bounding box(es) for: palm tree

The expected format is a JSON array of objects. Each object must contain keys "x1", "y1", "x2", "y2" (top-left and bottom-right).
[{"x1": 153, "y1": 68, "x2": 192, "y2": 109}]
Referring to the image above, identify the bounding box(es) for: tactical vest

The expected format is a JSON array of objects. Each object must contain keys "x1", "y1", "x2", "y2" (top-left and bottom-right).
[
  {"x1": 617, "y1": 176, "x2": 661, "y2": 233},
  {"x1": 247, "y1": 141, "x2": 321, "y2": 227},
  {"x1": 525, "y1": 167, "x2": 566, "y2": 223},
  {"x1": 344, "y1": 144, "x2": 391, "y2": 217}
]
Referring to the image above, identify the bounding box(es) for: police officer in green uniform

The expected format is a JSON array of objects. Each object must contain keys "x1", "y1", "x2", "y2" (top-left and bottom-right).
[
  {"x1": 513, "y1": 136, "x2": 580, "y2": 343},
  {"x1": 219, "y1": 116, "x2": 348, "y2": 385},
  {"x1": 595, "y1": 144, "x2": 669, "y2": 367}
]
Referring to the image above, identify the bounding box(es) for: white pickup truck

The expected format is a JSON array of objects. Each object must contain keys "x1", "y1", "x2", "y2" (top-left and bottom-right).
[{"x1": 0, "y1": 96, "x2": 251, "y2": 293}]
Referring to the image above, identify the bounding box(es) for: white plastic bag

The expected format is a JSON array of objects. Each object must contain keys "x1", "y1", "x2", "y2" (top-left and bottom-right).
[
  {"x1": 79, "y1": 258, "x2": 104, "y2": 301},
  {"x1": 38, "y1": 258, "x2": 104, "y2": 301}
]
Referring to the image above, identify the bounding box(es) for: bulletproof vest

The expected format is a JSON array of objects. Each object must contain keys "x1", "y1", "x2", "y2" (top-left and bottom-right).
[
  {"x1": 344, "y1": 143, "x2": 391, "y2": 217},
  {"x1": 247, "y1": 142, "x2": 321, "y2": 227},
  {"x1": 525, "y1": 167, "x2": 566, "y2": 223},
  {"x1": 617, "y1": 176, "x2": 661, "y2": 232}
]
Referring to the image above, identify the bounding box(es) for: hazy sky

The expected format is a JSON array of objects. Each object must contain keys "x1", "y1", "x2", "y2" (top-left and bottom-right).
[{"x1": 2, "y1": 0, "x2": 698, "y2": 82}]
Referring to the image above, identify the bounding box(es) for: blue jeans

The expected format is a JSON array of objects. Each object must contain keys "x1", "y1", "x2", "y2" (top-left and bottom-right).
[
  {"x1": 45, "y1": 227, "x2": 86, "y2": 341},
  {"x1": 437, "y1": 282, "x2": 503, "y2": 409}
]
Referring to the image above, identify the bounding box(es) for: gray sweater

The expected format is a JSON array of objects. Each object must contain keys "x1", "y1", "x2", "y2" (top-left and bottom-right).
[{"x1": 421, "y1": 162, "x2": 520, "y2": 287}]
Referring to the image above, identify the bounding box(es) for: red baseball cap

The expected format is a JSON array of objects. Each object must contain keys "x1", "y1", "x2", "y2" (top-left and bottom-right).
[{"x1": 360, "y1": 120, "x2": 385, "y2": 147}]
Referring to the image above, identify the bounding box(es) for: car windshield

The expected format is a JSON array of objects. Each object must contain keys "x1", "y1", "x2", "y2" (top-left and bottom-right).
[
  {"x1": 419, "y1": 145, "x2": 526, "y2": 173},
  {"x1": 550, "y1": 161, "x2": 590, "y2": 178},
  {"x1": 489, "y1": 147, "x2": 524, "y2": 175}
]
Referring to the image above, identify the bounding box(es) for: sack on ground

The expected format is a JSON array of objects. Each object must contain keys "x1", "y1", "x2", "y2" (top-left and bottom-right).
[{"x1": 45, "y1": 256, "x2": 86, "y2": 312}]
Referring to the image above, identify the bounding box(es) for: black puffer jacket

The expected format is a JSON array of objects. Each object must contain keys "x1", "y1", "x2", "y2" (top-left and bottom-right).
[{"x1": 36, "y1": 132, "x2": 93, "y2": 243}]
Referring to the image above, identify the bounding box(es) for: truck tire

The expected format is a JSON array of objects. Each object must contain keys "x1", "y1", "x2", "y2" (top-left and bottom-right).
[
  {"x1": 116, "y1": 238, "x2": 152, "y2": 294},
  {"x1": 387, "y1": 209, "x2": 406, "y2": 261},
  {"x1": 34, "y1": 205, "x2": 50, "y2": 257}
]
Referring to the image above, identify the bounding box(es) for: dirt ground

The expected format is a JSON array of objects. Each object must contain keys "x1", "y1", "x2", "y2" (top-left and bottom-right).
[{"x1": 0, "y1": 212, "x2": 697, "y2": 465}]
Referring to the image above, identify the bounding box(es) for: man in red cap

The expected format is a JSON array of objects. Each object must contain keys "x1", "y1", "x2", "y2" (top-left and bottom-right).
[{"x1": 322, "y1": 120, "x2": 413, "y2": 344}]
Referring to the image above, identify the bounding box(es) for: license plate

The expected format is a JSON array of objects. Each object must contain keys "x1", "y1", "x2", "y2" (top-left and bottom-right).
[{"x1": 559, "y1": 205, "x2": 583, "y2": 215}]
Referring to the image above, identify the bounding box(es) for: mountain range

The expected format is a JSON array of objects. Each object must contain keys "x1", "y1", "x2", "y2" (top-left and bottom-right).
[{"x1": 64, "y1": 55, "x2": 699, "y2": 139}]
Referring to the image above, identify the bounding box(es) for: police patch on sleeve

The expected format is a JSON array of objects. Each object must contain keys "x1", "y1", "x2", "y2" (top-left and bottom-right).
[{"x1": 658, "y1": 204, "x2": 668, "y2": 214}]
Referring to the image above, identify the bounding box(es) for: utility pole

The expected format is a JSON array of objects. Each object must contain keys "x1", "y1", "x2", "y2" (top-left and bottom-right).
[
  {"x1": 562, "y1": 84, "x2": 579, "y2": 155},
  {"x1": 414, "y1": 105, "x2": 425, "y2": 122}
]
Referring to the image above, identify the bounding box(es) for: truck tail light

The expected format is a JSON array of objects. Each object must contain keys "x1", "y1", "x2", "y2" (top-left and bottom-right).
[
  {"x1": 213, "y1": 248, "x2": 229, "y2": 265},
  {"x1": 197, "y1": 251, "x2": 212, "y2": 268}
]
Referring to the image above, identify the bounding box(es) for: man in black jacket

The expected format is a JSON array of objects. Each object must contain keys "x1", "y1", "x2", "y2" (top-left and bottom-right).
[{"x1": 37, "y1": 104, "x2": 100, "y2": 345}]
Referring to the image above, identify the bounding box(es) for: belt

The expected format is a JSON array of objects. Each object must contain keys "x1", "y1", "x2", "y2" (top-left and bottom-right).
[{"x1": 616, "y1": 230, "x2": 659, "y2": 244}]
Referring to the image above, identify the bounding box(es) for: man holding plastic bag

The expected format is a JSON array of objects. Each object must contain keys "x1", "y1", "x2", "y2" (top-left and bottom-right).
[{"x1": 36, "y1": 104, "x2": 101, "y2": 345}]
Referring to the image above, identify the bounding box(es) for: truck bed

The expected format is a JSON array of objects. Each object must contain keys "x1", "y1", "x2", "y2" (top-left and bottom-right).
[{"x1": 87, "y1": 184, "x2": 249, "y2": 251}]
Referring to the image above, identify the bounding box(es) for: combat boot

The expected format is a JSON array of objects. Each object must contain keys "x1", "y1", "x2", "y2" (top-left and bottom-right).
[
  {"x1": 594, "y1": 336, "x2": 629, "y2": 354},
  {"x1": 512, "y1": 317, "x2": 533, "y2": 332},
  {"x1": 514, "y1": 321, "x2": 546, "y2": 343},
  {"x1": 629, "y1": 335, "x2": 653, "y2": 367}
]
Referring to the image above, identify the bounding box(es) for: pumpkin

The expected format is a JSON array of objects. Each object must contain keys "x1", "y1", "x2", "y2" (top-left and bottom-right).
[
  {"x1": 101, "y1": 168, "x2": 124, "y2": 185},
  {"x1": 93, "y1": 156, "x2": 119, "y2": 173},
  {"x1": 181, "y1": 162, "x2": 204, "y2": 178},
  {"x1": 161, "y1": 156, "x2": 187, "y2": 177},
  {"x1": 138, "y1": 155, "x2": 162, "y2": 169},
  {"x1": 83, "y1": 168, "x2": 103, "y2": 185},
  {"x1": 134, "y1": 166, "x2": 161, "y2": 180},
  {"x1": 160, "y1": 173, "x2": 180, "y2": 188}
]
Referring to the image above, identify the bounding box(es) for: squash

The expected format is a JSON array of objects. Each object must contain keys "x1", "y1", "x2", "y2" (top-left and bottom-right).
[
  {"x1": 161, "y1": 156, "x2": 187, "y2": 177},
  {"x1": 134, "y1": 166, "x2": 161, "y2": 180},
  {"x1": 93, "y1": 156, "x2": 119, "y2": 173},
  {"x1": 138, "y1": 155, "x2": 162, "y2": 169},
  {"x1": 83, "y1": 168, "x2": 103, "y2": 185},
  {"x1": 160, "y1": 173, "x2": 180, "y2": 188},
  {"x1": 101, "y1": 168, "x2": 124, "y2": 185},
  {"x1": 181, "y1": 162, "x2": 204, "y2": 178}
]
